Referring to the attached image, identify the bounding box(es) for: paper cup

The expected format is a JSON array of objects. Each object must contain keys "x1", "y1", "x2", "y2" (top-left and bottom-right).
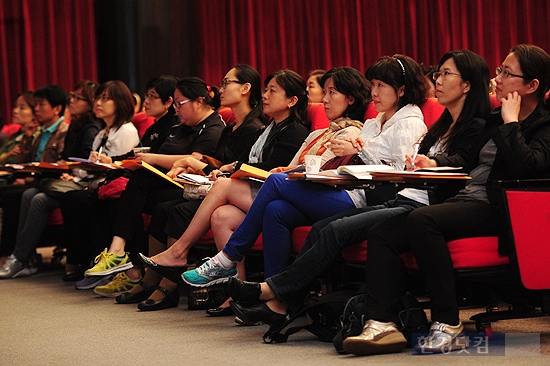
[
  {"x1": 133, "y1": 146, "x2": 151, "y2": 154},
  {"x1": 304, "y1": 155, "x2": 322, "y2": 174}
]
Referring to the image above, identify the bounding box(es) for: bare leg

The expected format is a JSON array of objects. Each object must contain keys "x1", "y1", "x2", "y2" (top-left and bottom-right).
[
  {"x1": 108, "y1": 236, "x2": 126, "y2": 255},
  {"x1": 148, "y1": 277, "x2": 178, "y2": 301},
  {"x1": 127, "y1": 235, "x2": 165, "y2": 294},
  {"x1": 151, "y1": 178, "x2": 254, "y2": 266},
  {"x1": 259, "y1": 282, "x2": 287, "y2": 314},
  {"x1": 211, "y1": 204, "x2": 247, "y2": 280}
]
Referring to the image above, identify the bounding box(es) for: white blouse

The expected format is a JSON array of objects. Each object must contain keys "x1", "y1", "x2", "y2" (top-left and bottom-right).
[
  {"x1": 348, "y1": 104, "x2": 427, "y2": 207},
  {"x1": 91, "y1": 122, "x2": 140, "y2": 158}
]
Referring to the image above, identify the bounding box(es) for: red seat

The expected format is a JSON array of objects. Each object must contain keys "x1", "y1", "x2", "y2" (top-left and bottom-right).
[
  {"x1": 307, "y1": 103, "x2": 330, "y2": 131},
  {"x1": 46, "y1": 208, "x2": 64, "y2": 226},
  {"x1": 507, "y1": 190, "x2": 550, "y2": 290},
  {"x1": 218, "y1": 107, "x2": 236, "y2": 124},
  {"x1": 132, "y1": 111, "x2": 155, "y2": 139}
]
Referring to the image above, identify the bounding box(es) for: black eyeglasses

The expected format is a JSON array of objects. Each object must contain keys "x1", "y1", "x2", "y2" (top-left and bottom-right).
[
  {"x1": 220, "y1": 78, "x2": 244, "y2": 89},
  {"x1": 496, "y1": 66, "x2": 530, "y2": 80},
  {"x1": 432, "y1": 71, "x2": 462, "y2": 80}
]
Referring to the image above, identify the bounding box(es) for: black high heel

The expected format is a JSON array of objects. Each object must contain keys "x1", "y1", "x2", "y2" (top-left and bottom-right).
[
  {"x1": 230, "y1": 301, "x2": 288, "y2": 331},
  {"x1": 137, "y1": 253, "x2": 186, "y2": 284},
  {"x1": 116, "y1": 280, "x2": 156, "y2": 304},
  {"x1": 227, "y1": 277, "x2": 262, "y2": 302},
  {"x1": 137, "y1": 286, "x2": 180, "y2": 311}
]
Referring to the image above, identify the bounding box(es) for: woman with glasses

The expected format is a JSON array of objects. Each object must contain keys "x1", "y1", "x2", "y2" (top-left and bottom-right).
[
  {"x1": 61, "y1": 81, "x2": 102, "y2": 160},
  {"x1": 115, "y1": 64, "x2": 267, "y2": 310},
  {"x1": 228, "y1": 50, "x2": 491, "y2": 341},
  {"x1": 0, "y1": 80, "x2": 140, "y2": 279},
  {"x1": 82, "y1": 77, "x2": 225, "y2": 297},
  {"x1": 341, "y1": 44, "x2": 550, "y2": 356},
  {"x1": 60, "y1": 76, "x2": 178, "y2": 282}
]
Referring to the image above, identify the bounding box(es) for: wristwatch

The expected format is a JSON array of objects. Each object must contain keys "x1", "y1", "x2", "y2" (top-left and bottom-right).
[{"x1": 232, "y1": 161, "x2": 242, "y2": 172}]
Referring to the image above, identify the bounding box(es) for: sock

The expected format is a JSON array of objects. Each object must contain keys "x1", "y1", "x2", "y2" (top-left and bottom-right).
[{"x1": 213, "y1": 251, "x2": 235, "y2": 268}]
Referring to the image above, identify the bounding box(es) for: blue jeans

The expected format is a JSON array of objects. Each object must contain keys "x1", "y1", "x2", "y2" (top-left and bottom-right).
[
  {"x1": 266, "y1": 195, "x2": 425, "y2": 306},
  {"x1": 13, "y1": 188, "x2": 60, "y2": 262},
  {"x1": 222, "y1": 173, "x2": 356, "y2": 277}
]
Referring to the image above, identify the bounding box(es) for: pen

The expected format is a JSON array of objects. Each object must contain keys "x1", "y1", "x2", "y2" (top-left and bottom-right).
[
  {"x1": 205, "y1": 172, "x2": 230, "y2": 178},
  {"x1": 96, "y1": 146, "x2": 103, "y2": 163},
  {"x1": 410, "y1": 144, "x2": 420, "y2": 169}
]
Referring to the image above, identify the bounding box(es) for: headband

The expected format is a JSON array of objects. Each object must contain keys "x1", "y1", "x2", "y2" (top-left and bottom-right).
[{"x1": 395, "y1": 58, "x2": 406, "y2": 76}]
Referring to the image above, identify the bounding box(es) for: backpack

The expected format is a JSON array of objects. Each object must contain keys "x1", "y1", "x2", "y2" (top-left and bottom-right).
[
  {"x1": 397, "y1": 292, "x2": 430, "y2": 347},
  {"x1": 263, "y1": 285, "x2": 363, "y2": 344},
  {"x1": 332, "y1": 292, "x2": 370, "y2": 353},
  {"x1": 331, "y1": 291, "x2": 430, "y2": 352}
]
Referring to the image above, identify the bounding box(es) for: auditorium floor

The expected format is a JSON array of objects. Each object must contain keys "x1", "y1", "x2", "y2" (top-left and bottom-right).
[{"x1": 1, "y1": 248, "x2": 549, "y2": 366}]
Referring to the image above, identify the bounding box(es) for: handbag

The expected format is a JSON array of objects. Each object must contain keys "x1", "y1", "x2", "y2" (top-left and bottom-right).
[
  {"x1": 40, "y1": 178, "x2": 88, "y2": 199},
  {"x1": 187, "y1": 283, "x2": 228, "y2": 310},
  {"x1": 97, "y1": 169, "x2": 132, "y2": 200},
  {"x1": 321, "y1": 153, "x2": 364, "y2": 170},
  {"x1": 182, "y1": 183, "x2": 213, "y2": 200}
]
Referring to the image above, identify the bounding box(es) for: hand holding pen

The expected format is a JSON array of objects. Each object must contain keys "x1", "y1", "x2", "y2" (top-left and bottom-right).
[
  {"x1": 410, "y1": 143, "x2": 420, "y2": 169},
  {"x1": 95, "y1": 146, "x2": 103, "y2": 163}
]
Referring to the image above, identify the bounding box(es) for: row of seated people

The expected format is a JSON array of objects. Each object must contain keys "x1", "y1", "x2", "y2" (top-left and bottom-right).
[
  {"x1": 2, "y1": 45, "x2": 550, "y2": 358},
  {"x1": 136, "y1": 44, "x2": 550, "y2": 357}
]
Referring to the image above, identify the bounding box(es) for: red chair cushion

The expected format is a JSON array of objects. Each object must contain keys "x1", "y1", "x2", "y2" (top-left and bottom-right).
[
  {"x1": 341, "y1": 237, "x2": 509, "y2": 270},
  {"x1": 291, "y1": 226, "x2": 312, "y2": 253},
  {"x1": 46, "y1": 208, "x2": 64, "y2": 226},
  {"x1": 196, "y1": 229, "x2": 263, "y2": 251},
  {"x1": 506, "y1": 190, "x2": 550, "y2": 290}
]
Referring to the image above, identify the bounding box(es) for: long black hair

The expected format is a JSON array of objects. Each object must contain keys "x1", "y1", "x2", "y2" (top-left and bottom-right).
[
  {"x1": 232, "y1": 64, "x2": 266, "y2": 125},
  {"x1": 420, "y1": 50, "x2": 491, "y2": 152}
]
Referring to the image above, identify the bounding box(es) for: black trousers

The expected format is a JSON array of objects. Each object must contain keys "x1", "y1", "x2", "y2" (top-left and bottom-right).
[
  {"x1": 112, "y1": 169, "x2": 185, "y2": 261},
  {"x1": 147, "y1": 199, "x2": 201, "y2": 245},
  {"x1": 0, "y1": 184, "x2": 33, "y2": 256},
  {"x1": 365, "y1": 200, "x2": 499, "y2": 325}
]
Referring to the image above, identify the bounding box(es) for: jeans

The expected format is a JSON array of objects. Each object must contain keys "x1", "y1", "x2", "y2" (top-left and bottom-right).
[
  {"x1": 265, "y1": 194, "x2": 425, "y2": 306},
  {"x1": 222, "y1": 173, "x2": 357, "y2": 276},
  {"x1": 13, "y1": 188, "x2": 60, "y2": 262}
]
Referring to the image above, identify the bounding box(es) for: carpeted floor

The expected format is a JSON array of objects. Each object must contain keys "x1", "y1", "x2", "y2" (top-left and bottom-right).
[{"x1": 1, "y1": 249, "x2": 549, "y2": 366}]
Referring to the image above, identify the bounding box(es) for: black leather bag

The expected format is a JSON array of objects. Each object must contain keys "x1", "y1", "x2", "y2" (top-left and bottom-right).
[{"x1": 187, "y1": 283, "x2": 228, "y2": 310}]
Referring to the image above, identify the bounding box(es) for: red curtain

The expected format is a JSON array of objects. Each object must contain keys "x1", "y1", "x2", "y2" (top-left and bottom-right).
[
  {"x1": 194, "y1": 0, "x2": 550, "y2": 86},
  {"x1": 0, "y1": 0, "x2": 97, "y2": 126}
]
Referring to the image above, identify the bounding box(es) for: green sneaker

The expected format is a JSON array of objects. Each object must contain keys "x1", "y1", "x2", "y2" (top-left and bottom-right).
[
  {"x1": 85, "y1": 249, "x2": 133, "y2": 277},
  {"x1": 94, "y1": 272, "x2": 141, "y2": 297}
]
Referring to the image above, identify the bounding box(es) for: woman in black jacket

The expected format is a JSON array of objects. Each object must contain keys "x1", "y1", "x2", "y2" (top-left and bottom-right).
[{"x1": 343, "y1": 44, "x2": 550, "y2": 356}]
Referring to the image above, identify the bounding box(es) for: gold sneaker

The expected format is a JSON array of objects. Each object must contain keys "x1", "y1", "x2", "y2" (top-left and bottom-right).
[
  {"x1": 414, "y1": 321, "x2": 466, "y2": 354},
  {"x1": 94, "y1": 272, "x2": 141, "y2": 297},
  {"x1": 343, "y1": 319, "x2": 407, "y2": 356}
]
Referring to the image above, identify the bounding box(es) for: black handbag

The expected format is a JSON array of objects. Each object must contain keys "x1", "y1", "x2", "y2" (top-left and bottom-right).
[{"x1": 187, "y1": 283, "x2": 228, "y2": 310}]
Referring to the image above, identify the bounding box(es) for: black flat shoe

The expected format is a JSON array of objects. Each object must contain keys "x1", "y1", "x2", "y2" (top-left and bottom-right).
[
  {"x1": 116, "y1": 280, "x2": 156, "y2": 304},
  {"x1": 230, "y1": 301, "x2": 287, "y2": 330},
  {"x1": 137, "y1": 286, "x2": 180, "y2": 311},
  {"x1": 62, "y1": 266, "x2": 86, "y2": 282},
  {"x1": 206, "y1": 306, "x2": 234, "y2": 317},
  {"x1": 227, "y1": 277, "x2": 262, "y2": 302},
  {"x1": 137, "y1": 253, "x2": 186, "y2": 284}
]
